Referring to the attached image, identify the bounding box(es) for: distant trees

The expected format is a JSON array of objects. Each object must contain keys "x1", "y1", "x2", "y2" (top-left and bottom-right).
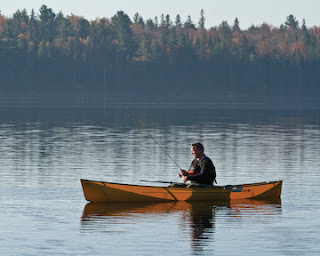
[{"x1": 0, "y1": 5, "x2": 320, "y2": 101}]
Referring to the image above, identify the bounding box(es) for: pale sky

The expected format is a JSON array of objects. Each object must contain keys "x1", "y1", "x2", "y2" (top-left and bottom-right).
[{"x1": 0, "y1": 0, "x2": 318, "y2": 29}]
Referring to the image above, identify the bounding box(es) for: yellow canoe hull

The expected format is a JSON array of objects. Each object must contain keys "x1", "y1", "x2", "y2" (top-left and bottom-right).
[{"x1": 80, "y1": 179, "x2": 282, "y2": 203}]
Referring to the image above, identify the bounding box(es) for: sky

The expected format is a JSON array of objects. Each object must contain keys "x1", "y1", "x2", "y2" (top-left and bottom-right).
[{"x1": 0, "y1": 0, "x2": 319, "y2": 29}]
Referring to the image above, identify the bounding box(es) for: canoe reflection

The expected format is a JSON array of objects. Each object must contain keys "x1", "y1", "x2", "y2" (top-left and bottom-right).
[
  {"x1": 82, "y1": 199, "x2": 281, "y2": 219},
  {"x1": 81, "y1": 199, "x2": 281, "y2": 244},
  {"x1": 82, "y1": 201, "x2": 227, "y2": 219}
]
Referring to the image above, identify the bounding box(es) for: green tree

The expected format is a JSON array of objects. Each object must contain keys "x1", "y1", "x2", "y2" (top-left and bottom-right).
[
  {"x1": 162, "y1": 14, "x2": 172, "y2": 28},
  {"x1": 160, "y1": 14, "x2": 165, "y2": 27},
  {"x1": 56, "y1": 12, "x2": 71, "y2": 38},
  {"x1": 184, "y1": 16, "x2": 196, "y2": 29},
  {"x1": 146, "y1": 19, "x2": 155, "y2": 29},
  {"x1": 28, "y1": 9, "x2": 38, "y2": 42},
  {"x1": 79, "y1": 18, "x2": 90, "y2": 38},
  {"x1": 218, "y1": 21, "x2": 232, "y2": 41},
  {"x1": 150, "y1": 39, "x2": 162, "y2": 60},
  {"x1": 37, "y1": 40, "x2": 48, "y2": 58},
  {"x1": 198, "y1": 9, "x2": 205, "y2": 30},
  {"x1": 154, "y1": 16, "x2": 158, "y2": 28},
  {"x1": 38, "y1": 5, "x2": 56, "y2": 42},
  {"x1": 285, "y1": 14, "x2": 299, "y2": 29},
  {"x1": 279, "y1": 24, "x2": 286, "y2": 32},
  {"x1": 111, "y1": 11, "x2": 135, "y2": 56},
  {"x1": 133, "y1": 12, "x2": 145, "y2": 27},
  {"x1": 233, "y1": 18, "x2": 240, "y2": 32},
  {"x1": 12, "y1": 9, "x2": 29, "y2": 35},
  {"x1": 1, "y1": 20, "x2": 18, "y2": 46},
  {"x1": 301, "y1": 19, "x2": 311, "y2": 46},
  {"x1": 175, "y1": 14, "x2": 182, "y2": 28},
  {"x1": 168, "y1": 27, "x2": 177, "y2": 47}
]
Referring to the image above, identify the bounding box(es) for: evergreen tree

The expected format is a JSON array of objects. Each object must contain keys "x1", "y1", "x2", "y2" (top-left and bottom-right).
[
  {"x1": 28, "y1": 9, "x2": 38, "y2": 42},
  {"x1": 133, "y1": 12, "x2": 145, "y2": 27},
  {"x1": 38, "y1": 5, "x2": 57, "y2": 42},
  {"x1": 233, "y1": 18, "x2": 240, "y2": 32},
  {"x1": 184, "y1": 15, "x2": 196, "y2": 29},
  {"x1": 12, "y1": 9, "x2": 29, "y2": 35},
  {"x1": 301, "y1": 19, "x2": 311, "y2": 46},
  {"x1": 146, "y1": 19, "x2": 155, "y2": 29},
  {"x1": 165, "y1": 14, "x2": 172, "y2": 28},
  {"x1": 111, "y1": 11, "x2": 135, "y2": 55},
  {"x1": 160, "y1": 14, "x2": 165, "y2": 27},
  {"x1": 175, "y1": 14, "x2": 182, "y2": 28},
  {"x1": 219, "y1": 21, "x2": 232, "y2": 41},
  {"x1": 198, "y1": 9, "x2": 205, "y2": 30},
  {"x1": 284, "y1": 14, "x2": 299, "y2": 29},
  {"x1": 37, "y1": 40, "x2": 47, "y2": 58},
  {"x1": 150, "y1": 39, "x2": 161, "y2": 60},
  {"x1": 154, "y1": 16, "x2": 158, "y2": 28}
]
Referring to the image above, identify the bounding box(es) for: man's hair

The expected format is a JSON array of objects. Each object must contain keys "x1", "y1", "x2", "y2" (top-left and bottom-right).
[{"x1": 191, "y1": 142, "x2": 204, "y2": 152}]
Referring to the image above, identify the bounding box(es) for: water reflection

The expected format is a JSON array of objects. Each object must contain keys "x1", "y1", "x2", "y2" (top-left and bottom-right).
[{"x1": 81, "y1": 199, "x2": 281, "y2": 252}]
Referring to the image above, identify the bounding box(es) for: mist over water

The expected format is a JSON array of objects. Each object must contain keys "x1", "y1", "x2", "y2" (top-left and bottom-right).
[{"x1": 1, "y1": 107, "x2": 319, "y2": 255}]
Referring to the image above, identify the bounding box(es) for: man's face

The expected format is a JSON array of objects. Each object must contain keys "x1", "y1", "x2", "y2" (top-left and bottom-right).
[{"x1": 191, "y1": 146, "x2": 202, "y2": 159}]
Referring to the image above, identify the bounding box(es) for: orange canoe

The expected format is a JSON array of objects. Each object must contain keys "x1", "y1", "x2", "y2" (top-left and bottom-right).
[{"x1": 80, "y1": 179, "x2": 282, "y2": 203}]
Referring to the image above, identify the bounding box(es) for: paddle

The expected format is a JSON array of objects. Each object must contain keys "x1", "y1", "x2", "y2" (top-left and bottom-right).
[{"x1": 139, "y1": 179, "x2": 173, "y2": 184}]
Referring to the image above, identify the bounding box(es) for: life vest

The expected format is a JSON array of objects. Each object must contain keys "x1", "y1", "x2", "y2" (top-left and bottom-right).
[
  {"x1": 188, "y1": 156, "x2": 207, "y2": 175},
  {"x1": 188, "y1": 169, "x2": 195, "y2": 175}
]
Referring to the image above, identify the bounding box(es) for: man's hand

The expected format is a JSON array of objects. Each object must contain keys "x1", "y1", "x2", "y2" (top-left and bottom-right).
[
  {"x1": 182, "y1": 176, "x2": 188, "y2": 183},
  {"x1": 180, "y1": 169, "x2": 188, "y2": 176}
]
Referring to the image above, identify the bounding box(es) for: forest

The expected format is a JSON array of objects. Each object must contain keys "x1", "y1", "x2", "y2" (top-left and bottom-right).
[{"x1": 1, "y1": 5, "x2": 320, "y2": 108}]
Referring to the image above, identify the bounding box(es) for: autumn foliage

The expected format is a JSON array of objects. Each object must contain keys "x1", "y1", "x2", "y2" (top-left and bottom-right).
[{"x1": 1, "y1": 6, "x2": 320, "y2": 106}]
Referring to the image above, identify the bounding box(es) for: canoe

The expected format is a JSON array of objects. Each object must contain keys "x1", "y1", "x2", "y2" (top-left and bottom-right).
[{"x1": 80, "y1": 179, "x2": 282, "y2": 203}]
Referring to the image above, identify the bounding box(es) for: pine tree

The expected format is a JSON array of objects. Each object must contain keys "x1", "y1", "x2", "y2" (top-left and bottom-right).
[
  {"x1": 175, "y1": 14, "x2": 182, "y2": 28},
  {"x1": 233, "y1": 18, "x2": 240, "y2": 32},
  {"x1": 284, "y1": 14, "x2": 299, "y2": 29},
  {"x1": 111, "y1": 11, "x2": 135, "y2": 55},
  {"x1": 301, "y1": 19, "x2": 311, "y2": 46},
  {"x1": 184, "y1": 16, "x2": 196, "y2": 29},
  {"x1": 198, "y1": 9, "x2": 205, "y2": 30}
]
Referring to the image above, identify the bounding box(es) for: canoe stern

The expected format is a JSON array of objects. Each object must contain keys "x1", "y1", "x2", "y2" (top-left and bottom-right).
[{"x1": 228, "y1": 180, "x2": 282, "y2": 200}]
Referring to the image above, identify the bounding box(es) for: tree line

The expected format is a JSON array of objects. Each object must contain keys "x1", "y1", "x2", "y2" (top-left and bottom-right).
[{"x1": 1, "y1": 6, "x2": 320, "y2": 104}]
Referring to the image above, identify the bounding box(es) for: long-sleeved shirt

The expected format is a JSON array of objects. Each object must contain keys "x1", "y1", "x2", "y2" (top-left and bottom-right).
[{"x1": 187, "y1": 155, "x2": 216, "y2": 185}]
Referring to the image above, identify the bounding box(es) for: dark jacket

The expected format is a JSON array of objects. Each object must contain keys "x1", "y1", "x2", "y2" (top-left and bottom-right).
[{"x1": 187, "y1": 156, "x2": 216, "y2": 185}]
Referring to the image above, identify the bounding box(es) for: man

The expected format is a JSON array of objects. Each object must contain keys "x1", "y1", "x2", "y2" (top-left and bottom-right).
[{"x1": 180, "y1": 142, "x2": 216, "y2": 186}]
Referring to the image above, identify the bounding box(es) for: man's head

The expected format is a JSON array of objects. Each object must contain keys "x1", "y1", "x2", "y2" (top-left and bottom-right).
[{"x1": 190, "y1": 142, "x2": 204, "y2": 159}]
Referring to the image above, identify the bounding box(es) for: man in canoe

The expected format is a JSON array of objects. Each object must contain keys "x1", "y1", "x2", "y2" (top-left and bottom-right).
[{"x1": 170, "y1": 142, "x2": 216, "y2": 187}]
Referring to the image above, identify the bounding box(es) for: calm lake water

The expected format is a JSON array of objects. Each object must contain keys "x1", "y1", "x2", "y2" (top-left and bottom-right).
[{"x1": 1, "y1": 107, "x2": 320, "y2": 255}]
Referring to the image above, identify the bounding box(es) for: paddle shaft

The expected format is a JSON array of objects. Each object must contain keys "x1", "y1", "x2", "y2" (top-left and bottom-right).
[
  {"x1": 128, "y1": 113, "x2": 182, "y2": 170},
  {"x1": 140, "y1": 179, "x2": 173, "y2": 184}
]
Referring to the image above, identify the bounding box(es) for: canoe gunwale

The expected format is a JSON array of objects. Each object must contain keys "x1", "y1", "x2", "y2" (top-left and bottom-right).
[{"x1": 80, "y1": 179, "x2": 282, "y2": 189}]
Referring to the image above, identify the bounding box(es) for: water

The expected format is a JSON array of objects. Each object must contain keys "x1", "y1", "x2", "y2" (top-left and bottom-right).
[{"x1": 1, "y1": 107, "x2": 320, "y2": 255}]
